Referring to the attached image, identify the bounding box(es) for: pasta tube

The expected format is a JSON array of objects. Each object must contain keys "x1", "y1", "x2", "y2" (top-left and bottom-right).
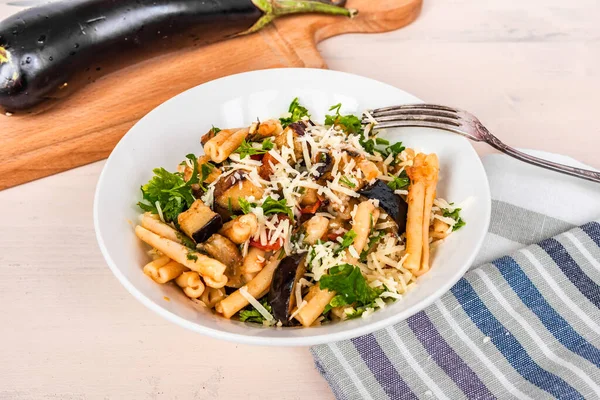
[
  {"x1": 347, "y1": 200, "x2": 379, "y2": 264},
  {"x1": 215, "y1": 255, "x2": 281, "y2": 319},
  {"x1": 418, "y1": 154, "x2": 439, "y2": 275},
  {"x1": 303, "y1": 215, "x2": 329, "y2": 245},
  {"x1": 204, "y1": 128, "x2": 249, "y2": 163},
  {"x1": 219, "y1": 214, "x2": 259, "y2": 244},
  {"x1": 135, "y1": 226, "x2": 226, "y2": 282},
  {"x1": 294, "y1": 284, "x2": 335, "y2": 327},
  {"x1": 241, "y1": 247, "x2": 266, "y2": 274},
  {"x1": 431, "y1": 218, "x2": 451, "y2": 240},
  {"x1": 140, "y1": 213, "x2": 184, "y2": 244},
  {"x1": 175, "y1": 271, "x2": 206, "y2": 299},
  {"x1": 405, "y1": 153, "x2": 440, "y2": 275},
  {"x1": 143, "y1": 257, "x2": 188, "y2": 284},
  {"x1": 200, "y1": 287, "x2": 227, "y2": 309},
  {"x1": 249, "y1": 119, "x2": 283, "y2": 139}
]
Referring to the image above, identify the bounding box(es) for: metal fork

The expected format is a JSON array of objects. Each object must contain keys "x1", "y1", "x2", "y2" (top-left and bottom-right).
[{"x1": 362, "y1": 104, "x2": 600, "y2": 184}]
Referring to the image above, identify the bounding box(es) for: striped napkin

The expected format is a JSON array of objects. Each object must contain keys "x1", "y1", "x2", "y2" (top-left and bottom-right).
[{"x1": 311, "y1": 151, "x2": 600, "y2": 400}]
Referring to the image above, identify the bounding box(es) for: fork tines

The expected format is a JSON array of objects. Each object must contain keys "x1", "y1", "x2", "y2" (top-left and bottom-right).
[{"x1": 363, "y1": 104, "x2": 463, "y2": 130}]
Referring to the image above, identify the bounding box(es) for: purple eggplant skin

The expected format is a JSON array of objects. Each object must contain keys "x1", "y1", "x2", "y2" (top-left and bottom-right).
[
  {"x1": 359, "y1": 179, "x2": 408, "y2": 234},
  {"x1": 0, "y1": 0, "x2": 356, "y2": 112},
  {"x1": 268, "y1": 253, "x2": 306, "y2": 325}
]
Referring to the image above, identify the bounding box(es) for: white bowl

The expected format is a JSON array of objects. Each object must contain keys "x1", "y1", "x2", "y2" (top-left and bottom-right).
[{"x1": 94, "y1": 68, "x2": 491, "y2": 346}]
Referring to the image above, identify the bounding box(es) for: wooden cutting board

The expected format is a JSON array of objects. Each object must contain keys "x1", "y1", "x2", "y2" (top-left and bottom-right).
[{"x1": 0, "y1": 0, "x2": 422, "y2": 190}]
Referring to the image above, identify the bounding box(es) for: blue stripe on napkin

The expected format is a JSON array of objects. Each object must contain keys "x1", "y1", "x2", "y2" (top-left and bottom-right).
[{"x1": 311, "y1": 221, "x2": 600, "y2": 400}]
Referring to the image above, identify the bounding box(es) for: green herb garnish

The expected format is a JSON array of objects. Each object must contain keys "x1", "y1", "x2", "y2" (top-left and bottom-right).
[
  {"x1": 319, "y1": 264, "x2": 382, "y2": 310},
  {"x1": 334, "y1": 230, "x2": 357, "y2": 255},
  {"x1": 339, "y1": 176, "x2": 356, "y2": 188},
  {"x1": 280, "y1": 98, "x2": 310, "y2": 128},
  {"x1": 387, "y1": 171, "x2": 410, "y2": 191},
  {"x1": 137, "y1": 154, "x2": 198, "y2": 223},
  {"x1": 239, "y1": 198, "x2": 256, "y2": 214},
  {"x1": 261, "y1": 196, "x2": 294, "y2": 220},
  {"x1": 443, "y1": 207, "x2": 466, "y2": 231},
  {"x1": 360, "y1": 231, "x2": 383, "y2": 261},
  {"x1": 325, "y1": 103, "x2": 363, "y2": 134},
  {"x1": 186, "y1": 252, "x2": 198, "y2": 262},
  {"x1": 239, "y1": 298, "x2": 272, "y2": 324}
]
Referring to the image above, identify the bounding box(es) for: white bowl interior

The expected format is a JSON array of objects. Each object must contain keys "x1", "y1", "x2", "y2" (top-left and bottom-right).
[{"x1": 94, "y1": 68, "x2": 490, "y2": 346}]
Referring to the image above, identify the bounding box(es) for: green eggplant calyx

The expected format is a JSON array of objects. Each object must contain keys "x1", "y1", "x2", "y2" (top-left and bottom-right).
[{"x1": 243, "y1": 0, "x2": 358, "y2": 35}]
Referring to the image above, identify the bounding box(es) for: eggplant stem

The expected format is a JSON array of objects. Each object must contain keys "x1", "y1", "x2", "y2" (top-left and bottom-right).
[{"x1": 243, "y1": 0, "x2": 358, "y2": 36}]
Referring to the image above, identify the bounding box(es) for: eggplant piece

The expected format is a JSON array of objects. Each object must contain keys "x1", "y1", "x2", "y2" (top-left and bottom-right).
[
  {"x1": 177, "y1": 199, "x2": 223, "y2": 243},
  {"x1": 359, "y1": 179, "x2": 408, "y2": 234},
  {"x1": 0, "y1": 0, "x2": 356, "y2": 112},
  {"x1": 268, "y1": 253, "x2": 306, "y2": 324},
  {"x1": 274, "y1": 120, "x2": 310, "y2": 162},
  {"x1": 315, "y1": 152, "x2": 333, "y2": 179},
  {"x1": 197, "y1": 233, "x2": 244, "y2": 288},
  {"x1": 213, "y1": 173, "x2": 263, "y2": 210}
]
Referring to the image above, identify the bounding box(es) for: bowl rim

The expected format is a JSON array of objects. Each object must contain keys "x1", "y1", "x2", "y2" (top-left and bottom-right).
[{"x1": 93, "y1": 67, "x2": 491, "y2": 346}]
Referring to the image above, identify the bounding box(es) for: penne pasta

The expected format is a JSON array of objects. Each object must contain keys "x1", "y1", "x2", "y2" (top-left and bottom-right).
[
  {"x1": 135, "y1": 226, "x2": 226, "y2": 282},
  {"x1": 303, "y1": 215, "x2": 329, "y2": 245},
  {"x1": 200, "y1": 287, "x2": 227, "y2": 309},
  {"x1": 347, "y1": 200, "x2": 379, "y2": 264},
  {"x1": 215, "y1": 255, "x2": 281, "y2": 319},
  {"x1": 294, "y1": 285, "x2": 335, "y2": 327},
  {"x1": 140, "y1": 213, "x2": 184, "y2": 244},
  {"x1": 175, "y1": 271, "x2": 206, "y2": 298},
  {"x1": 143, "y1": 256, "x2": 188, "y2": 284},
  {"x1": 219, "y1": 214, "x2": 259, "y2": 244},
  {"x1": 204, "y1": 128, "x2": 249, "y2": 163},
  {"x1": 241, "y1": 247, "x2": 266, "y2": 274}
]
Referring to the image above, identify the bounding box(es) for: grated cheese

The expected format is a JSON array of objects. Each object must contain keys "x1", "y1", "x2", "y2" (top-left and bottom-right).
[
  {"x1": 239, "y1": 286, "x2": 274, "y2": 324},
  {"x1": 155, "y1": 201, "x2": 165, "y2": 223}
]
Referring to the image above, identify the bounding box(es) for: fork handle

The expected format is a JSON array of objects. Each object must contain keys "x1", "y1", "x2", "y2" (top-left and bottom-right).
[{"x1": 478, "y1": 126, "x2": 600, "y2": 183}]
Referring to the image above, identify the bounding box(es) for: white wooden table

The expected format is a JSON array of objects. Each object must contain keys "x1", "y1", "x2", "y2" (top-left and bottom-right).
[{"x1": 1, "y1": 1, "x2": 598, "y2": 398}]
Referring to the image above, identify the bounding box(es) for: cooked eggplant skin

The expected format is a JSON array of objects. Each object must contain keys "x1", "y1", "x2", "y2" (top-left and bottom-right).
[
  {"x1": 197, "y1": 233, "x2": 244, "y2": 288},
  {"x1": 359, "y1": 180, "x2": 408, "y2": 234},
  {"x1": 177, "y1": 199, "x2": 223, "y2": 243},
  {"x1": 213, "y1": 174, "x2": 264, "y2": 210},
  {"x1": 0, "y1": 0, "x2": 356, "y2": 112},
  {"x1": 268, "y1": 253, "x2": 306, "y2": 325}
]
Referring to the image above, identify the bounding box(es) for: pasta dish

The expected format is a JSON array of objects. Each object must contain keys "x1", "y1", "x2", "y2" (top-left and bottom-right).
[{"x1": 134, "y1": 99, "x2": 465, "y2": 327}]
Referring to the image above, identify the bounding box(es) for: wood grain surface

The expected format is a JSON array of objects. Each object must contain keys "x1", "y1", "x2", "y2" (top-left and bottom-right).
[{"x1": 0, "y1": 0, "x2": 422, "y2": 191}]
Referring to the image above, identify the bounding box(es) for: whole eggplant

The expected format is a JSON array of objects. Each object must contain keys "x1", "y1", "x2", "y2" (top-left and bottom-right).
[{"x1": 0, "y1": 0, "x2": 356, "y2": 112}]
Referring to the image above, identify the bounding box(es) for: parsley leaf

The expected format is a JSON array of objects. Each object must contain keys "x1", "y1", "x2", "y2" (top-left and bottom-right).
[
  {"x1": 186, "y1": 252, "x2": 198, "y2": 262},
  {"x1": 443, "y1": 207, "x2": 466, "y2": 231},
  {"x1": 319, "y1": 264, "x2": 381, "y2": 309},
  {"x1": 325, "y1": 103, "x2": 363, "y2": 134},
  {"x1": 387, "y1": 141, "x2": 405, "y2": 156},
  {"x1": 239, "y1": 298, "x2": 272, "y2": 324},
  {"x1": 280, "y1": 98, "x2": 310, "y2": 128},
  {"x1": 360, "y1": 231, "x2": 383, "y2": 261},
  {"x1": 261, "y1": 138, "x2": 274, "y2": 151},
  {"x1": 387, "y1": 171, "x2": 410, "y2": 191},
  {"x1": 261, "y1": 196, "x2": 294, "y2": 220},
  {"x1": 234, "y1": 138, "x2": 274, "y2": 159},
  {"x1": 334, "y1": 230, "x2": 357, "y2": 255},
  {"x1": 238, "y1": 197, "x2": 256, "y2": 215},
  {"x1": 211, "y1": 125, "x2": 221, "y2": 134},
  {"x1": 376, "y1": 138, "x2": 390, "y2": 146},
  {"x1": 137, "y1": 154, "x2": 198, "y2": 223}
]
